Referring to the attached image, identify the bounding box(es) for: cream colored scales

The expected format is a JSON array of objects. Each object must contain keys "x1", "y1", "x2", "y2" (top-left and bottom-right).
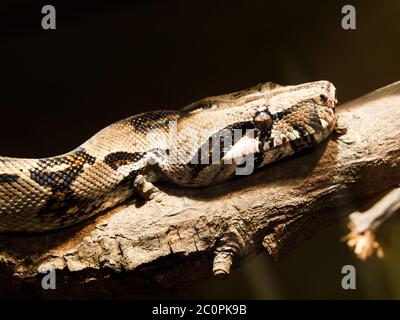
[{"x1": 0, "y1": 81, "x2": 337, "y2": 232}]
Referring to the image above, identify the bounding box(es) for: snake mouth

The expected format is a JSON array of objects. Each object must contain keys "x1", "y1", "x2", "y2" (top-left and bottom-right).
[{"x1": 334, "y1": 89, "x2": 339, "y2": 105}]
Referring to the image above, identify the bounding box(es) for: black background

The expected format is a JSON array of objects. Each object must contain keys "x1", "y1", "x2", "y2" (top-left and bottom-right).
[
  {"x1": 0, "y1": 0, "x2": 399, "y2": 299},
  {"x1": 1, "y1": 0, "x2": 399, "y2": 158}
]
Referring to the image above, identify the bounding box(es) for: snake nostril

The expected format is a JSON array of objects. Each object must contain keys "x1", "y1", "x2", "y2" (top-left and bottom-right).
[{"x1": 319, "y1": 94, "x2": 328, "y2": 103}]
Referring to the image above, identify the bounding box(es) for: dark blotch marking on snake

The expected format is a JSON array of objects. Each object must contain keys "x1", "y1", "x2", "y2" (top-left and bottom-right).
[
  {"x1": 290, "y1": 133, "x2": 318, "y2": 152},
  {"x1": 28, "y1": 149, "x2": 96, "y2": 221},
  {"x1": 188, "y1": 121, "x2": 257, "y2": 179},
  {"x1": 254, "y1": 130, "x2": 272, "y2": 170},
  {"x1": 130, "y1": 111, "x2": 180, "y2": 133},
  {"x1": 36, "y1": 190, "x2": 98, "y2": 227},
  {"x1": 30, "y1": 148, "x2": 96, "y2": 192},
  {"x1": 104, "y1": 152, "x2": 145, "y2": 170},
  {"x1": 309, "y1": 103, "x2": 323, "y2": 131},
  {"x1": 0, "y1": 174, "x2": 20, "y2": 184}
]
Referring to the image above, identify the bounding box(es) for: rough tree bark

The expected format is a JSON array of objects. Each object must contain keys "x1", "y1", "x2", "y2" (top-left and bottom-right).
[{"x1": 0, "y1": 82, "x2": 399, "y2": 299}]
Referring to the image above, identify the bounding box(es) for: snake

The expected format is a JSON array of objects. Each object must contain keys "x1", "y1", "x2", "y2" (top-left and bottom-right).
[{"x1": 0, "y1": 80, "x2": 337, "y2": 233}]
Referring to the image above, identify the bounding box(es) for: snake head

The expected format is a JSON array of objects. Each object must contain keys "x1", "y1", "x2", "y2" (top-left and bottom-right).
[{"x1": 249, "y1": 80, "x2": 337, "y2": 167}]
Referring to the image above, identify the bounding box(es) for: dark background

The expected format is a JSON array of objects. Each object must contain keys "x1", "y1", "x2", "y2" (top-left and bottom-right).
[{"x1": 0, "y1": 0, "x2": 399, "y2": 299}]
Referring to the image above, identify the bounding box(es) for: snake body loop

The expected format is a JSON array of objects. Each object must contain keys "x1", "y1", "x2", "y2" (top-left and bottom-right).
[{"x1": 0, "y1": 81, "x2": 337, "y2": 232}]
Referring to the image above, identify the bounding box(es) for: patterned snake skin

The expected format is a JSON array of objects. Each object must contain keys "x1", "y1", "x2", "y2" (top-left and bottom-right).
[{"x1": 0, "y1": 81, "x2": 337, "y2": 232}]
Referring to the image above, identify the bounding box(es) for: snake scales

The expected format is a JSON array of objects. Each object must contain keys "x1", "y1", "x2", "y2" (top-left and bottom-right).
[{"x1": 0, "y1": 81, "x2": 337, "y2": 233}]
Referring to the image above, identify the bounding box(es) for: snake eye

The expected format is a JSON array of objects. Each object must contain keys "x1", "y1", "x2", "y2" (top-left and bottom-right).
[{"x1": 254, "y1": 110, "x2": 273, "y2": 130}]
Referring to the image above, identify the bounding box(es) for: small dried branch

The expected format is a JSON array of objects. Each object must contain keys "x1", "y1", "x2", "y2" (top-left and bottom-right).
[{"x1": 345, "y1": 187, "x2": 400, "y2": 260}]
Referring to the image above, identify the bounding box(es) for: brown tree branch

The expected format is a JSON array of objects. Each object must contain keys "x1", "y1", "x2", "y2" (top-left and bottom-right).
[{"x1": 1, "y1": 82, "x2": 400, "y2": 299}]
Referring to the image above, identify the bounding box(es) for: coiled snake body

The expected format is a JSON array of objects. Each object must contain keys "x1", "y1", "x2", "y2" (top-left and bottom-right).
[{"x1": 0, "y1": 81, "x2": 337, "y2": 232}]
